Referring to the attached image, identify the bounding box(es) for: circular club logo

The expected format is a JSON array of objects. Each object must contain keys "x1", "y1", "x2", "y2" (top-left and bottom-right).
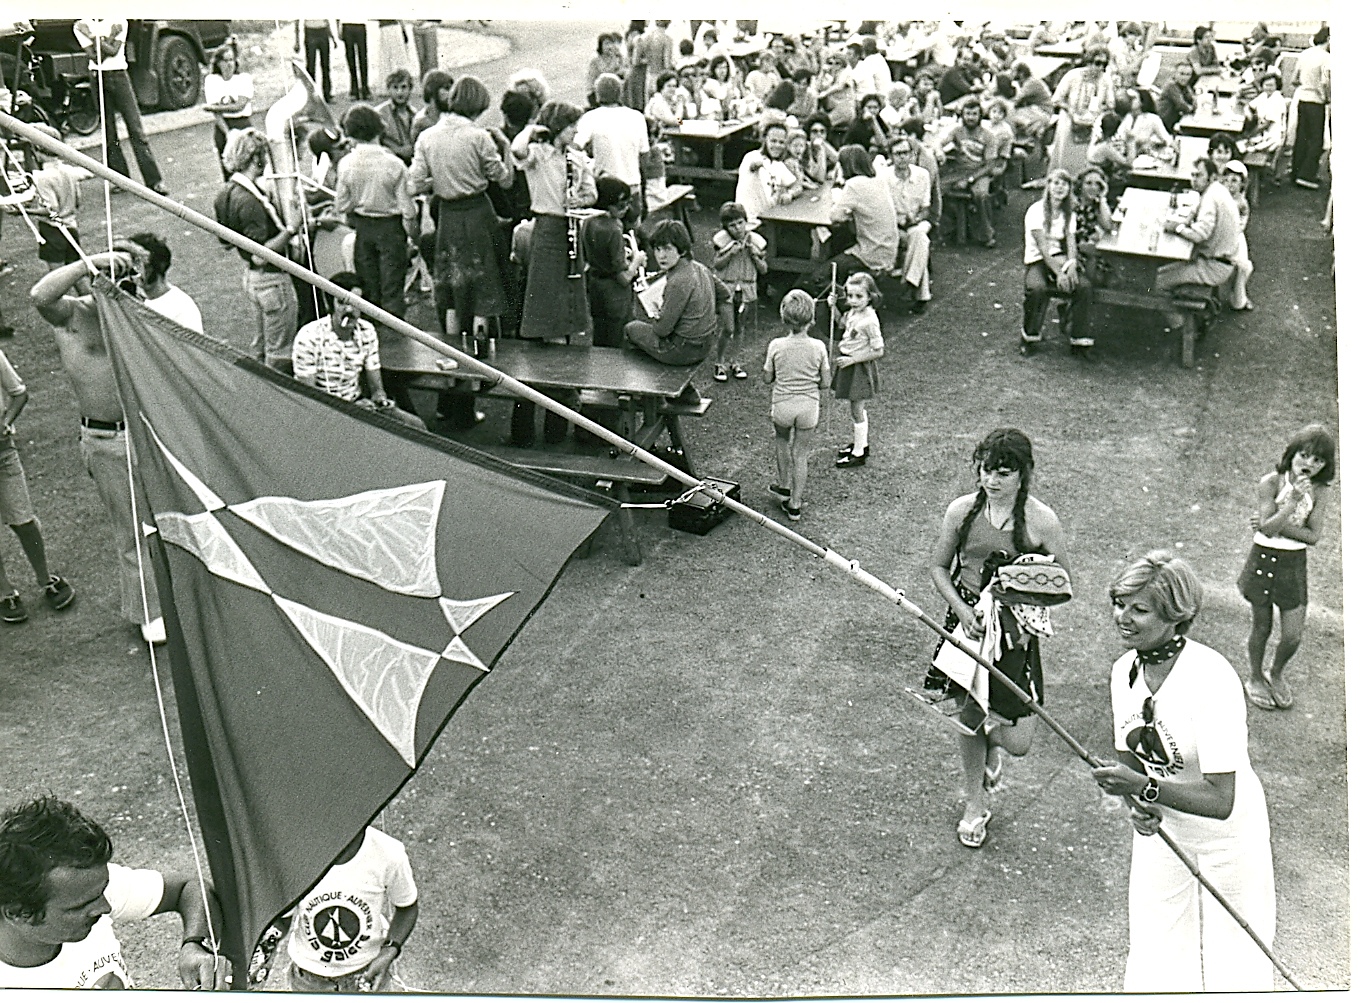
[{"x1": 313, "y1": 905, "x2": 363, "y2": 951}]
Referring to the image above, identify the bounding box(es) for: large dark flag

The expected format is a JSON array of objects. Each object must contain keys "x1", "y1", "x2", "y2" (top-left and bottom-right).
[{"x1": 92, "y1": 279, "x2": 610, "y2": 971}]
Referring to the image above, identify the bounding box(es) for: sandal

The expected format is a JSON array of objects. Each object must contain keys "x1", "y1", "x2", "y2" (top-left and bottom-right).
[
  {"x1": 1267, "y1": 674, "x2": 1294, "y2": 709},
  {"x1": 1244, "y1": 678, "x2": 1276, "y2": 711},
  {"x1": 957, "y1": 810, "x2": 992, "y2": 849},
  {"x1": 983, "y1": 750, "x2": 1005, "y2": 792}
]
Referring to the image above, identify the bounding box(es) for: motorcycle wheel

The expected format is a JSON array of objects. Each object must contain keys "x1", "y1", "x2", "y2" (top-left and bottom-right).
[{"x1": 64, "y1": 89, "x2": 102, "y2": 137}]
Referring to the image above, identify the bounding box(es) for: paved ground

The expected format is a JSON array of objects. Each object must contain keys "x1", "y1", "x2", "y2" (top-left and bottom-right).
[{"x1": 0, "y1": 19, "x2": 1347, "y2": 996}]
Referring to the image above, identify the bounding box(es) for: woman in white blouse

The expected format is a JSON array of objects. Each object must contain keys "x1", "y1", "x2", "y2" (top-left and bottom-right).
[{"x1": 204, "y1": 42, "x2": 254, "y2": 180}]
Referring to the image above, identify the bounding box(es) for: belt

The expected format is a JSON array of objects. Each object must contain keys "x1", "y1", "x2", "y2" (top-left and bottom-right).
[
  {"x1": 81, "y1": 417, "x2": 126, "y2": 432},
  {"x1": 438, "y1": 191, "x2": 488, "y2": 206}
]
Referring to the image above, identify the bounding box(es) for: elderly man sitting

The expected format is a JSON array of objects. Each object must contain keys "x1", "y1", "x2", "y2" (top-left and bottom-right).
[{"x1": 882, "y1": 133, "x2": 933, "y2": 312}]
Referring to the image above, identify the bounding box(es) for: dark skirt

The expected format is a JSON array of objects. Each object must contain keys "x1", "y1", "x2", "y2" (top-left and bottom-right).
[
  {"x1": 832, "y1": 358, "x2": 880, "y2": 400},
  {"x1": 924, "y1": 582, "x2": 1044, "y2": 726},
  {"x1": 435, "y1": 192, "x2": 509, "y2": 320},
  {"x1": 1238, "y1": 543, "x2": 1308, "y2": 611},
  {"x1": 521, "y1": 213, "x2": 588, "y2": 342}
]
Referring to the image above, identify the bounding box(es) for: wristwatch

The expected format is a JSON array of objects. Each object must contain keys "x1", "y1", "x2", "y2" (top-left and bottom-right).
[{"x1": 1140, "y1": 777, "x2": 1160, "y2": 803}]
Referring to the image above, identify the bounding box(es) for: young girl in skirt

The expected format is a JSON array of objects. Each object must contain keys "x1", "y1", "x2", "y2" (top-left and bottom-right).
[
  {"x1": 1240, "y1": 423, "x2": 1335, "y2": 710},
  {"x1": 832, "y1": 272, "x2": 884, "y2": 468}
]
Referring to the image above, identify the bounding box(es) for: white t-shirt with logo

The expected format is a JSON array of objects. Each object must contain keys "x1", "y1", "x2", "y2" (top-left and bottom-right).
[
  {"x1": 286, "y1": 828, "x2": 418, "y2": 977},
  {"x1": 0, "y1": 864, "x2": 164, "y2": 989},
  {"x1": 1022, "y1": 198, "x2": 1076, "y2": 265},
  {"x1": 1111, "y1": 638, "x2": 1268, "y2": 844}
]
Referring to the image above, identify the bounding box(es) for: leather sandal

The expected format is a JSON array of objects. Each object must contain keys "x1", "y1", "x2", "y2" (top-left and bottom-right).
[{"x1": 1244, "y1": 678, "x2": 1276, "y2": 710}]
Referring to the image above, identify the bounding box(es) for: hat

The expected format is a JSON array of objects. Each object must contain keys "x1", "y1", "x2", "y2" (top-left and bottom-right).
[{"x1": 1222, "y1": 160, "x2": 1248, "y2": 177}]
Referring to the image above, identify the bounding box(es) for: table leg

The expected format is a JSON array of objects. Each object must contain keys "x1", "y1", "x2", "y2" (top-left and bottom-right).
[
  {"x1": 665, "y1": 415, "x2": 694, "y2": 475},
  {"x1": 612, "y1": 482, "x2": 643, "y2": 565},
  {"x1": 712, "y1": 139, "x2": 723, "y2": 172}
]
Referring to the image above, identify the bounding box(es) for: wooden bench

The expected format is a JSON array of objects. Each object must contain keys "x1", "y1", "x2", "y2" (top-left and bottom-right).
[
  {"x1": 647, "y1": 183, "x2": 697, "y2": 235},
  {"x1": 1091, "y1": 286, "x2": 1218, "y2": 368},
  {"x1": 480, "y1": 445, "x2": 669, "y2": 565}
]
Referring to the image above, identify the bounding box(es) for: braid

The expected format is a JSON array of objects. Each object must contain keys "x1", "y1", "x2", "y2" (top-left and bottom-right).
[
  {"x1": 1011, "y1": 477, "x2": 1032, "y2": 554},
  {"x1": 955, "y1": 487, "x2": 989, "y2": 561}
]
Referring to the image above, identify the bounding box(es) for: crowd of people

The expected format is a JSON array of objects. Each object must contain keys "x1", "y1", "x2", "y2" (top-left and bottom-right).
[{"x1": 0, "y1": 16, "x2": 1338, "y2": 995}]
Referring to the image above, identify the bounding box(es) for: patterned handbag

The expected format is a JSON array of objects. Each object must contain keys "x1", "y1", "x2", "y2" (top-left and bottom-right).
[{"x1": 992, "y1": 553, "x2": 1073, "y2": 606}]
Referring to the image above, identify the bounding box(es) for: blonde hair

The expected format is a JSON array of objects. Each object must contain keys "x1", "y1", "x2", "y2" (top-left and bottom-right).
[
  {"x1": 780, "y1": 289, "x2": 815, "y2": 328},
  {"x1": 1108, "y1": 550, "x2": 1204, "y2": 630},
  {"x1": 221, "y1": 128, "x2": 270, "y2": 174}
]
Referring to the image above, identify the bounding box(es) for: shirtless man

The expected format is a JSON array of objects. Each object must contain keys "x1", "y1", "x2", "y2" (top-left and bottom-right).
[{"x1": 30, "y1": 250, "x2": 164, "y2": 644}]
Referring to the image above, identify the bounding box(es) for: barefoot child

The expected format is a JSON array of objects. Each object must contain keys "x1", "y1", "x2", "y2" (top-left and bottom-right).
[
  {"x1": 711, "y1": 201, "x2": 768, "y2": 382},
  {"x1": 1239, "y1": 423, "x2": 1334, "y2": 710},
  {"x1": 762, "y1": 289, "x2": 830, "y2": 523},
  {"x1": 832, "y1": 272, "x2": 884, "y2": 468}
]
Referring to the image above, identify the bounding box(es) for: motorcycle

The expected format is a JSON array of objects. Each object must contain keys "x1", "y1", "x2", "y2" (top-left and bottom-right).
[{"x1": 0, "y1": 21, "x2": 100, "y2": 138}]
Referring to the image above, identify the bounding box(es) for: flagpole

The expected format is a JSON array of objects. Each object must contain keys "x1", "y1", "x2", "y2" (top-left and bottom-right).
[{"x1": 0, "y1": 114, "x2": 1305, "y2": 989}]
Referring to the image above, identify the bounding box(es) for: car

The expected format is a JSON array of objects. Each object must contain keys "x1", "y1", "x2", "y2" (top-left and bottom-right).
[{"x1": 26, "y1": 19, "x2": 232, "y2": 111}]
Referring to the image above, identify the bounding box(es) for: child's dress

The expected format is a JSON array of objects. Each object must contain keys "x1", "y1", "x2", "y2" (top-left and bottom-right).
[{"x1": 831, "y1": 305, "x2": 883, "y2": 400}]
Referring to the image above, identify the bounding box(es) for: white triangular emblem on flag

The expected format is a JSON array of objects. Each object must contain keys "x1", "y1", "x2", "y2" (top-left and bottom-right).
[
  {"x1": 273, "y1": 595, "x2": 441, "y2": 766},
  {"x1": 231, "y1": 481, "x2": 446, "y2": 598},
  {"x1": 157, "y1": 511, "x2": 272, "y2": 594},
  {"x1": 141, "y1": 414, "x2": 226, "y2": 512}
]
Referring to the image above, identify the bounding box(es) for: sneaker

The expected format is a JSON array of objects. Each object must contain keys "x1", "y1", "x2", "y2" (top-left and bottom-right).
[
  {"x1": 780, "y1": 499, "x2": 802, "y2": 522},
  {"x1": 768, "y1": 483, "x2": 791, "y2": 499},
  {"x1": 43, "y1": 575, "x2": 76, "y2": 610},
  {"x1": 713, "y1": 365, "x2": 729, "y2": 382},
  {"x1": 1, "y1": 591, "x2": 27, "y2": 624},
  {"x1": 731, "y1": 365, "x2": 748, "y2": 379},
  {"x1": 141, "y1": 616, "x2": 167, "y2": 644}
]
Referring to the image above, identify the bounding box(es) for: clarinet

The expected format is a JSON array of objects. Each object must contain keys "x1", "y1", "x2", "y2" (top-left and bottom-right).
[{"x1": 566, "y1": 155, "x2": 584, "y2": 280}]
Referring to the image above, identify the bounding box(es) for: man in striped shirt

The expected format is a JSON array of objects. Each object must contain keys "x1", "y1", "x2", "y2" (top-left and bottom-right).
[{"x1": 292, "y1": 271, "x2": 391, "y2": 406}]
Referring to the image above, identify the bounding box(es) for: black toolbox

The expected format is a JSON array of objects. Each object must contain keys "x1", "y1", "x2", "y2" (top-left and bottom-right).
[{"x1": 667, "y1": 479, "x2": 740, "y2": 535}]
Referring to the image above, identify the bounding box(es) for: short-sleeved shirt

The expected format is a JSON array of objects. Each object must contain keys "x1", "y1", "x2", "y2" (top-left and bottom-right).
[
  {"x1": 836, "y1": 175, "x2": 899, "y2": 273},
  {"x1": 1022, "y1": 198, "x2": 1075, "y2": 265},
  {"x1": 286, "y1": 828, "x2": 418, "y2": 977},
  {"x1": 940, "y1": 122, "x2": 1000, "y2": 168},
  {"x1": 0, "y1": 864, "x2": 163, "y2": 989},
  {"x1": 203, "y1": 71, "x2": 254, "y2": 119},
  {"x1": 73, "y1": 19, "x2": 128, "y2": 71},
  {"x1": 33, "y1": 163, "x2": 89, "y2": 228},
  {"x1": 292, "y1": 317, "x2": 381, "y2": 402},
  {"x1": 215, "y1": 178, "x2": 285, "y2": 271},
  {"x1": 763, "y1": 334, "x2": 830, "y2": 404},
  {"x1": 576, "y1": 105, "x2": 649, "y2": 188},
  {"x1": 711, "y1": 228, "x2": 767, "y2": 295},
  {"x1": 143, "y1": 285, "x2": 204, "y2": 334}
]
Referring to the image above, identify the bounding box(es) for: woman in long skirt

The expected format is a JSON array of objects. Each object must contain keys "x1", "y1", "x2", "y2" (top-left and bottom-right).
[{"x1": 1050, "y1": 48, "x2": 1117, "y2": 176}]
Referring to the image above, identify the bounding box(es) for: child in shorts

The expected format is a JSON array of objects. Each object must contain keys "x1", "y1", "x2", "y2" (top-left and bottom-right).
[
  {"x1": 0, "y1": 346, "x2": 75, "y2": 623},
  {"x1": 711, "y1": 201, "x2": 768, "y2": 382},
  {"x1": 762, "y1": 289, "x2": 831, "y2": 523},
  {"x1": 29, "y1": 123, "x2": 92, "y2": 271}
]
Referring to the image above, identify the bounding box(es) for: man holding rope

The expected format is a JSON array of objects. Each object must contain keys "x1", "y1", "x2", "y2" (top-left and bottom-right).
[
  {"x1": 0, "y1": 796, "x2": 228, "y2": 989},
  {"x1": 30, "y1": 245, "x2": 167, "y2": 644}
]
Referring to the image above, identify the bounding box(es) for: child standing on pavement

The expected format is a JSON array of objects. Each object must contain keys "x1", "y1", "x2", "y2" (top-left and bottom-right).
[
  {"x1": 0, "y1": 345, "x2": 76, "y2": 624},
  {"x1": 711, "y1": 201, "x2": 768, "y2": 383},
  {"x1": 832, "y1": 272, "x2": 885, "y2": 468},
  {"x1": 763, "y1": 290, "x2": 831, "y2": 523}
]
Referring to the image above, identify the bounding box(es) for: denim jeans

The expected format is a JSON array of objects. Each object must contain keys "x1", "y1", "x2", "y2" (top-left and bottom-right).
[
  {"x1": 244, "y1": 269, "x2": 299, "y2": 370},
  {"x1": 96, "y1": 69, "x2": 162, "y2": 188},
  {"x1": 80, "y1": 426, "x2": 160, "y2": 626}
]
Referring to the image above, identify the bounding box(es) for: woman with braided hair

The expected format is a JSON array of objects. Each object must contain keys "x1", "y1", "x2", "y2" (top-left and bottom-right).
[{"x1": 925, "y1": 428, "x2": 1070, "y2": 848}]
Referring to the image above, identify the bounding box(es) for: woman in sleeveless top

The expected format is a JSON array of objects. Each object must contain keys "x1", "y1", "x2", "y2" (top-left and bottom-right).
[
  {"x1": 926, "y1": 428, "x2": 1070, "y2": 849},
  {"x1": 1239, "y1": 424, "x2": 1334, "y2": 711}
]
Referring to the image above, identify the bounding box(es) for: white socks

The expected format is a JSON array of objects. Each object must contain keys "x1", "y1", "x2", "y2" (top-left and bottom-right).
[{"x1": 852, "y1": 419, "x2": 869, "y2": 455}]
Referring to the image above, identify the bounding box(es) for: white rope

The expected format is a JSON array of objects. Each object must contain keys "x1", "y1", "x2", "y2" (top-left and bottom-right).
[
  {"x1": 89, "y1": 32, "x2": 223, "y2": 977},
  {"x1": 0, "y1": 139, "x2": 94, "y2": 269},
  {"x1": 119, "y1": 408, "x2": 225, "y2": 983}
]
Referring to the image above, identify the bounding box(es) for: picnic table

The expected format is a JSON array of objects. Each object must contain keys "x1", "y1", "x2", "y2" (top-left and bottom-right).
[
  {"x1": 664, "y1": 117, "x2": 762, "y2": 187},
  {"x1": 1091, "y1": 186, "x2": 1212, "y2": 368},
  {"x1": 758, "y1": 183, "x2": 835, "y2": 274},
  {"x1": 647, "y1": 183, "x2": 696, "y2": 233},
  {"x1": 1034, "y1": 40, "x2": 1087, "y2": 59},
  {"x1": 1129, "y1": 135, "x2": 1209, "y2": 190},
  {"x1": 1175, "y1": 108, "x2": 1247, "y2": 138},
  {"x1": 380, "y1": 336, "x2": 710, "y2": 563}
]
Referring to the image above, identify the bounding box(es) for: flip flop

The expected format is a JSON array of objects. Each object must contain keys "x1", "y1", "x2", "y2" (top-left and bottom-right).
[
  {"x1": 1244, "y1": 678, "x2": 1277, "y2": 711},
  {"x1": 1267, "y1": 675, "x2": 1294, "y2": 709},
  {"x1": 983, "y1": 752, "x2": 1005, "y2": 792},
  {"x1": 957, "y1": 810, "x2": 992, "y2": 849}
]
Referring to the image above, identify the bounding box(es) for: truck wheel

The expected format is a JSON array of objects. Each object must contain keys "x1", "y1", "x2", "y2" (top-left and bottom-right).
[
  {"x1": 156, "y1": 35, "x2": 200, "y2": 109},
  {"x1": 65, "y1": 86, "x2": 101, "y2": 136}
]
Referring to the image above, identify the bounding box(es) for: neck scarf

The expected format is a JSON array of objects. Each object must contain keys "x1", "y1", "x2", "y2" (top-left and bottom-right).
[{"x1": 1129, "y1": 634, "x2": 1186, "y2": 686}]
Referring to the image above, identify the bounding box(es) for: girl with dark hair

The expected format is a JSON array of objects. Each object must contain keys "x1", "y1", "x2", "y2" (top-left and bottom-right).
[
  {"x1": 1116, "y1": 89, "x2": 1174, "y2": 161},
  {"x1": 926, "y1": 428, "x2": 1070, "y2": 848},
  {"x1": 802, "y1": 113, "x2": 837, "y2": 183},
  {"x1": 512, "y1": 100, "x2": 596, "y2": 348},
  {"x1": 1092, "y1": 551, "x2": 1275, "y2": 991},
  {"x1": 1239, "y1": 424, "x2": 1335, "y2": 710},
  {"x1": 841, "y1": 93, "x2": 891, "y2": 157}
]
